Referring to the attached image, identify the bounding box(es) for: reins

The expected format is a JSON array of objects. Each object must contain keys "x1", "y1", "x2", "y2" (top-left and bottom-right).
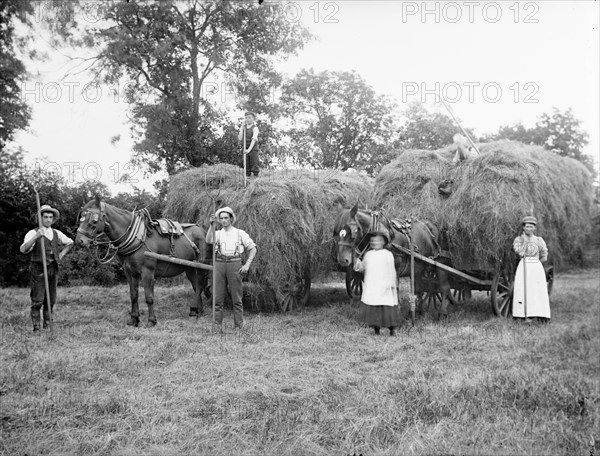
[{"x1": 78, "y1": 203, "x2": 138, "y2": 263}]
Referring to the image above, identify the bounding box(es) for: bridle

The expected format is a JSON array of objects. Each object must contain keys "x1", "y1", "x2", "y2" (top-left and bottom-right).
[
  {"x1": 77, "y1": 202, "x2": 137, "y2": 263},
  {"x1": 336, "y1": 212, "x2": 371, "y2": 259}
]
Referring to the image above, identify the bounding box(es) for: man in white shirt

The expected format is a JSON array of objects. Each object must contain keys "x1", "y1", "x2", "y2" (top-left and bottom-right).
[
  {"x1": 20, "y1": 204, "x2": 74, "y2": 331},
  {"x1": 452, "y1": 133, "x2": 479, "y2": 164},
  {"x1": 207, "y1": 206, "x2": 257, "y2": 330}
]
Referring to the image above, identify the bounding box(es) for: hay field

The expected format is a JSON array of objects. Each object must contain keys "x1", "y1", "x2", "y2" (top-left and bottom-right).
[{"x1": 1, "y1": 269, "x2": 598, "y2": 455}]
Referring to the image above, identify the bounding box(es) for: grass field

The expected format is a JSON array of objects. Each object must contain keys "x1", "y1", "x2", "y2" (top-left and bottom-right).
[{"x1": 1, "y1": 269, "x2": 598, "y2": 455}]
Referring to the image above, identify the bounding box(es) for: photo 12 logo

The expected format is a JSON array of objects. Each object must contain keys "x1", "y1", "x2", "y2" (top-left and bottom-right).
[
  {"x1": 32, "y1": 161, "x2": 141, "y2": 184},
  {"x1": 401, "y1": 81, "x2": 540, "y2": 104},
  {"x1": 20, "y1": 81, "x2": 137, "y2": 104},
  {"x1": 401, "y1": 2, "x2": 540, "y2": 24}
]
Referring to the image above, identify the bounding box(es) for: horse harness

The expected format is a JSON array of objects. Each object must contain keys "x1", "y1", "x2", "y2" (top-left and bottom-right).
[
  {"x1": 138, "y1": 209, "x2": 201, "y2": 259},
  {"x1": 78, "y1": 204, "x2": 201, "y2": 262}
]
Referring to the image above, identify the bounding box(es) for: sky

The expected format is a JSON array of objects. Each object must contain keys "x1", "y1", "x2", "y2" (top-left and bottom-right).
[{"x1": 12, "y1": 1, "x2": 600, "y2": 193}]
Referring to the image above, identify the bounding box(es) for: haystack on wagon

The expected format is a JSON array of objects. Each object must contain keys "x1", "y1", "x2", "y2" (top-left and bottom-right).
[
  {"x1": 165, "y1": 164, "x2": 372, "y2": 311},
  {"x1": 372, "y1": 140, "x2": 594, "y2": 316}
]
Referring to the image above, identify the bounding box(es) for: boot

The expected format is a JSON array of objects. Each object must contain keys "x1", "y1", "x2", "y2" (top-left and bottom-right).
[
  {"x1": 373, "y1": 326, "x2": 380, "y2": 335},
  {"x1": 31, "y1": 307, "x2": 41, "y2": 332},
  {"x1": 43, "y1": 307, "x2": 53, "y2": 328},
  {"x1": 389, "y1": 327, "x2": 396, "y2": 337}
]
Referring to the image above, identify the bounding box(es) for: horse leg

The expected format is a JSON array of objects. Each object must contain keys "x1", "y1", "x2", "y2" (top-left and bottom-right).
[
  {"x1": 186, "y1": 269, "x2": 204, "y2": 317},
  {"x1": 126, "y1": 271, "x2": 140, "y2": 327},
  {"x1": 437, "y1": 268, "x2": 451, "y2": 319},
  {"x1": 141, "y1": 267, "x2": 157, "y2": 326}
]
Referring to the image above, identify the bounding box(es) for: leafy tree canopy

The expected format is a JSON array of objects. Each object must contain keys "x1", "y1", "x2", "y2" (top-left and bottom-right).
[
  {"x1": 280, "y1": 69, "x2": 397, "y2": 174},
  {"x1": 484, "y1": 107, "x2": 593, "y2": 172},
  {"x1": 394, "y1": 101, "x2": 475, "y2": 152},
  {"x1": 75, "y1": 0, "x2": 312, "y2": 175}
]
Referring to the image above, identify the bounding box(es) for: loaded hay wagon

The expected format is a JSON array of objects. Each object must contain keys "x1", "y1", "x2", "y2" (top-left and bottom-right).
[
  {"x1": 164, "y1": 164, "x2": 372, "y2": 312},
  {"x1": 370, "y1": 140, "x2": 594, "y2": 317}
]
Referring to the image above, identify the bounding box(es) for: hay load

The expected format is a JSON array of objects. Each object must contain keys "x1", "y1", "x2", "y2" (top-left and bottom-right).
[
  {"x1": 165, "y1": 165, "x2": 373, "y2": 309},
  {"x1": 372, "y1": 140, "x2": 594, "y2": 268}
]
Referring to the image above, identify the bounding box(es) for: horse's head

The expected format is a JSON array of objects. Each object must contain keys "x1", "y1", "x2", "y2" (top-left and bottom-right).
[
  {"x1": 333, "y1": 204, "x2": 371, "y2": 267},
  {"x1": 75, "y1": 196, "x2": 107, "y2": 247}
]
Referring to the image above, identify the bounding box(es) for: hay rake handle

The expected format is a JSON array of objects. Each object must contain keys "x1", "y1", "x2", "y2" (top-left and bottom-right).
[
  {"x1": 143, "y1": 252, "x2": 213, "y2": 271},
  {"x1": 390, "y1": 244, "x2": 492, "y2": 287}
]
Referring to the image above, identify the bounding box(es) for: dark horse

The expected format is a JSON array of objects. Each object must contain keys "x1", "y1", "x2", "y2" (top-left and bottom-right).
[
  {"x1": 333, "y1": 204, "x2": 455, "y2": 321},
  {"x1": 75, "y1": 197, "x2": 209, "y2": 326}
]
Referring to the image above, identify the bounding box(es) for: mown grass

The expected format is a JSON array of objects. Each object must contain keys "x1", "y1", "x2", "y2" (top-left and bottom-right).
[{"x1": 0, "y1": 270, "x2": 598, "y2": 455}]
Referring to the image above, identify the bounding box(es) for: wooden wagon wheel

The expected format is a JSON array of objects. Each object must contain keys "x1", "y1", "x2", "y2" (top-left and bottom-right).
[
  {"x1": 345, "y1": 267, "x2": 363, "y2": 300},
  {"x1": 491, "y1": 269, "x2": 514, "y2": 317},
  {"x1": 492, "y1": 262, "x2": 554, "y2": 318},
  {"x1": 453, "y1": 285, "x2": 471, "y2": 303},
  {"x1": 422, "y1": 291, "x2": 443, "y2": 311},
  {"x1": 279, "y1": 267, "x2": 311, "y2": 312}
]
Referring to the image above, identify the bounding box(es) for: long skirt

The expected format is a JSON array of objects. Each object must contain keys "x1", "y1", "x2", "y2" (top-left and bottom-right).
[
  {"x1": 361, "y1": 303, "x2": 402, "y2": 328},
  {"x1": 512, "y1": 258, "x2": 551, "y2": 319}
]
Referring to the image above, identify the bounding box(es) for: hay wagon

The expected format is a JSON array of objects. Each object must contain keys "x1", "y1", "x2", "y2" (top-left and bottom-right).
[
  {"x1": 344, "y1": 235, "x2": 554, "y2": 318},
  {"x1": 392, "y1": 244, "x2": 554, "y2": 317}
]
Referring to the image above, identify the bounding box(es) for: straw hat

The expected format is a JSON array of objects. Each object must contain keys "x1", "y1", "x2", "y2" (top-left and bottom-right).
[
  {"x1": 215, "y1": 207, "x2": 236, "y2": 224},
  {"x1": 522, "y1": 215, "x2": 537, "y2": 225},
  {"x1": 39, "y1": 204, "x2": 60, "y2": 222}
]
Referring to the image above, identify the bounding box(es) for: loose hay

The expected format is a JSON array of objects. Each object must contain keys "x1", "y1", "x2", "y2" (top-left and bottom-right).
[
  {"x1": 164, "y1": 165, "x2": 373, "y2": 310},
  {"x1": 372, "y1": 140, "x2": 594, "y2": 269}
]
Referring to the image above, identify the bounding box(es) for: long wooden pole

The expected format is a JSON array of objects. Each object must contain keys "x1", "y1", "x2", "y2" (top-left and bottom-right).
[
  {"x1": 242, "y1": 122, "x2": 247, "y2": 188},
  {"x1": 440, "y1": 98, "x2": 480, "y2": 155},
  {"x1": 523, "y1": 256, "x2": 528, "y2": 318},
  {"x1": 391, "y1": 244, "x2": 492, "y2": 286},
  {"x1": 33, "y1": 188, "x2": 52, "y2": 329},
  {"x1": 211, "y1": 208, "x2": 216, "y2": 326},
  {"x1": 143, "y1": 251, "x2": 213, "y2": 270},
  {"x1": 410, "y1": 242, "x2": 416, "y2": 326}
]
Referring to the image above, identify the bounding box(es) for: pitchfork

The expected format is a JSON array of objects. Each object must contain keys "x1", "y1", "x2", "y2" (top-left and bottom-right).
[{"x1": 202, "y1": 166, "x2": 224, "y2": 331}]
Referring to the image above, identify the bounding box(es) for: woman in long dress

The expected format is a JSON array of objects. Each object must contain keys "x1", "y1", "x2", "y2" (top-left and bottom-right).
[
  {"x1": 512, "y1": 216, "x2": 551, "y2": 322},
  {"x1": 353, "y1": 231, "x2": 401, "y2": 336}
]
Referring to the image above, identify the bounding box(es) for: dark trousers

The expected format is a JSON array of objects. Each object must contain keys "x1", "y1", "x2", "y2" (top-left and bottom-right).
[
  {"x1": 214, "y1": 260, "x2": 244, "y2": 328},
  {"x1": 30, "y1": 262, "x2": 58, "y2": 323},
  {"x1": 246, "y1": 150, "x2": 259, "y2": 177}
]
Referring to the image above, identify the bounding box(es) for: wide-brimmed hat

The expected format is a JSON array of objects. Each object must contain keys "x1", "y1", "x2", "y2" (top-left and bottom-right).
[
  {"x1": 215, "y1": 206, "x2": 236, "y2": 224},
  {"x1": 39, "y1": 204, "x2": 59, "y2": 222},
  {"x1": 522, "y1": 215, "x2": 537, "y2": 225}
]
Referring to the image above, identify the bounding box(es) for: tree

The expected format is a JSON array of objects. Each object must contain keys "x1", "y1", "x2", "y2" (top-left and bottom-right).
[
  {"x1": 536, "y1": 108, "x2": 591, "y2": 166},
  {"x1": 485, "y1": 107, "x2": 593, "y2": 171},
  {"x1": 0, "y1": 148, "x2": 64, "y2": 286},
  {"x1": 394, "y1": 101, "x2": 474, "y2": 151},
  {"x1": 0, "y1": 0, "x2": 34, "y2": 150},
  {"x1": 79, "y1": 0, "x2": 312, "y2": 175},
  {"x1": 280, "y1": 69, "x2": 396, "y2": 173}
]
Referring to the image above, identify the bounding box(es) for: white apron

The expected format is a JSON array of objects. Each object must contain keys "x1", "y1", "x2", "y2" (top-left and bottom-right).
[{"x1": 512, "y1": 258, "x2": 551, "y2": 318}]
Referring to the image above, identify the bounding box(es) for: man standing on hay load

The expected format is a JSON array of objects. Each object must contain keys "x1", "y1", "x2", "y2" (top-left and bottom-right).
[
  {"x1": 238, "y1": 111, "x2": 260, "y2": 178},
  {"x1": 20, "y1": 204, "x2": 74, "y2": 331},
  {"x1": 207, "y1": 206, "x2": 257, "y2": 331},
  {"x1": 353, "y1": 230, "x2": 402, "y2": 336},
  {"x1": 512, "y1": 216, "x2": 551, "y2": 323}
]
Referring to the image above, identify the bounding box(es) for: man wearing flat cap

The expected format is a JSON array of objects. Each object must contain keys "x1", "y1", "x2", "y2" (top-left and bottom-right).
[
  {"x1": 20, "y1": 204, "x2": 74, "y2": 331},
  {"x1": 207, "y1": 206, "x2": 257, "y2": 330}
]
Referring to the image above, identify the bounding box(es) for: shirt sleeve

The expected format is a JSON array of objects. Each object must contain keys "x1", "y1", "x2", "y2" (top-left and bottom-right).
[
  {"x1": 239, "y1": 229, "x2": 256, "y2": 251},
  {"x1": 56, "y1": 229, "x2": 74, "y2": 246},
  {"x1": 513, "y1": 236, "x2": 524, "y2": 257},
  {"x1": 20, "y1": 230, "x2": 38, "y2": 254},
  {"x1": 538, "y1": 237, "x2": 548, "y2": 261},
  {"x1": 252, "y1": 126, "x2": 259, "y2": 142}
]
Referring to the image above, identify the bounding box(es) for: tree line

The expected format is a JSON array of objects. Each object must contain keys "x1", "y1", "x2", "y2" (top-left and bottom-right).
[{"x1": 1, "y1": 0, "x2": 595, "y2": 286}]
